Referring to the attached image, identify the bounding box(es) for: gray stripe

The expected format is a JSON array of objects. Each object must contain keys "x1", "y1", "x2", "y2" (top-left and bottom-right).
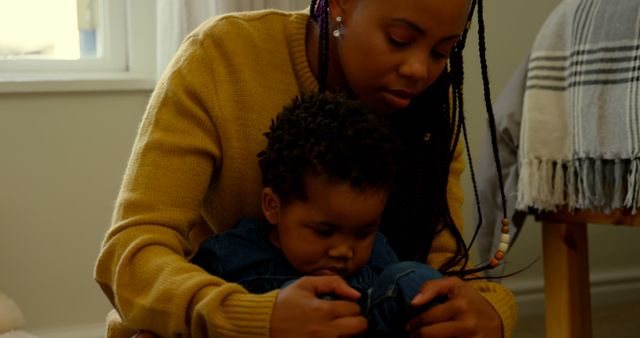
[
  {"x1": 529, "y1": 67, "x2": 640, "y2": 81},
  {"x1": 530, "y1": 44, "x2": 640, "y2": 63},
  {"x1": 532, "y1": 56, "x2": 640, "y2": 70},
  {"x1": 526, "y1": 75, "x2": 640, "y2": 90}
]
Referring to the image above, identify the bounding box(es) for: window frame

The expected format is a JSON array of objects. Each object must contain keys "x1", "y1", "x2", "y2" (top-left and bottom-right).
[{"x1": 0, "y1": 0, "x2": 156, "y2": 93}]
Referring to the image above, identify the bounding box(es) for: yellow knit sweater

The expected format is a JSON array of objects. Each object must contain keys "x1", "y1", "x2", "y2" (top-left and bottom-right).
[{"x1": 94, "y1": 9, "x2": 517, "y2": 338}]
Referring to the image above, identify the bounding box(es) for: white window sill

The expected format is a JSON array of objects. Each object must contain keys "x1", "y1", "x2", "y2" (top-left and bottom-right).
[{"x1": 0, "y1": 72, "x2": 156, "y2": 93}]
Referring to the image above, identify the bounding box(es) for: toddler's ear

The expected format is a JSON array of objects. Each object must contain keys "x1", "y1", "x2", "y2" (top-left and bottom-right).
[{"x1": 262, "y1": 187, "x2": 281, "y2": 224}]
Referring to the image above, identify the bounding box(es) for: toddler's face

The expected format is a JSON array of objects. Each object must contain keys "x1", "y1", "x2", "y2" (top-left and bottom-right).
[{"x1": 266, "y1": 176, "x2": 388, "y2": 277}]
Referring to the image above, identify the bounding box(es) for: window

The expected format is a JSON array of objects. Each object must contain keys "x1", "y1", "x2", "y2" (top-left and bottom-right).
[{"x1": 0, "y1": 0, "x2": 156, "y2": 92}]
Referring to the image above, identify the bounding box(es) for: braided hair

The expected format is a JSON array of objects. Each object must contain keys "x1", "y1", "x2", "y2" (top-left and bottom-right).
[{"x1": 309, "y1": 0, "x2": 508, "y2": 278}]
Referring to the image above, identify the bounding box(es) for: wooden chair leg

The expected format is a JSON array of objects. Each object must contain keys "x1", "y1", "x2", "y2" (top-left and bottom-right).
[{"x1": 542, "y1": 221, "x2": 593, "y2": 338}]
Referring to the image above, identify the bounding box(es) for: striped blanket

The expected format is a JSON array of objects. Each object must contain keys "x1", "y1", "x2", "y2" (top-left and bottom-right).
[{"x1": 516, "y1": 0, "x2": 640, "y2": 213}]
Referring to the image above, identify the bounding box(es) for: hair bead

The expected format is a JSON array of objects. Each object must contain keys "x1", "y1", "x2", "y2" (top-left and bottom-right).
[
  {"x1": 498, "y1": 242, "x2": 509, "y2": 253},
  {"x1": 487, "y1": 218, "x2": 511, "y2": 268}
]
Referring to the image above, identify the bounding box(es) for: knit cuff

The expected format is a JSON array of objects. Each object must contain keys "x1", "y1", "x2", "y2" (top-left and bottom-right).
[
  {"x1": 190, "y1": 283, "x2": 279, "y2": 337},
  {"x1": 472, "y1": 281, "x2": 518, "y2": 338}
]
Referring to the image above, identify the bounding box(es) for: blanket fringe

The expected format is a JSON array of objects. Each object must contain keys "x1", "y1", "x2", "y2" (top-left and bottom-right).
[
  {"x1": 624, "y1": 159, "x2": 640, "y2": 211},
  {"x1": 517, "y1": 158, "x2": 639, "y2": 214}
]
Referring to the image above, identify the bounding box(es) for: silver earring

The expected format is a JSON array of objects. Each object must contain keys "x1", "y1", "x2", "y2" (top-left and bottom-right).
[{"x1": 333, "y1": 16, "x2": 342, "y2": 38}]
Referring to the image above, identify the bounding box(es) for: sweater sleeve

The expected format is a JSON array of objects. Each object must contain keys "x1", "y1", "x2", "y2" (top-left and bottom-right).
[
  {"x1": 427, "y1": 139, "x2": 518, "y2": 338},
  {"x1": 94, "y1": 35, "x2": 277, "y2": 338}
]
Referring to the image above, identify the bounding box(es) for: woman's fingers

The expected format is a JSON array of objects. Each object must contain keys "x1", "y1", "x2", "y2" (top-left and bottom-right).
[
  {"x1": 330, "y1": 313, "x2": 369, "y2": 335},
  {"x1": 299, "y1": 275, "x2": 362, "y2": 301},
  {"x1": 410, "y1": 276, "x2": 461, "y2": 306},
  {"x1": 270, "y1": 276, "x2": 367, "y2": 338},
  {"x1": 409, "y1": 320, "x2": 474, "y2": 338},
  {"x1": 406, "y1": 301, "x2": 457, "y2": 331},
  {"x1": 407, "y1": 276, "x2": 503, "y2": 338}
]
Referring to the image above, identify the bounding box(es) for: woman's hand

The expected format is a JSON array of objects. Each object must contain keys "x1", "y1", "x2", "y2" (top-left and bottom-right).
[
  {"x1": 270, "y1": 275, "x2": 368, "y2": 338},
  {"x1": 406, "y1": 277, "x2": 502, "y2": 338}
]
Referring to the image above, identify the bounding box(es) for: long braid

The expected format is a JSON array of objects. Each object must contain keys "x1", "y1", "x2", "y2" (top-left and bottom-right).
[
  {"x1": 443, "y1": 16, "x2": 484, "y2": 273},
  {"x1": 477, "y1": 0, "x2": 508, "y2": 219},
  {"x1": 446, "y1": 0, "x2": 511, "y2": 277},
  {"x1": 437, "y1": 51, "x2": 466, "y2": 273},
  {"x1": 437, "y1": 0, "x2": 479, "y2": 274},
  {"x1": 317, "y1": 0, "x2": 330, "y2": 92},
  {"x1": 458, "y1": 108, "x2": 483, "y2": 272},
  {"x1": 449, "y1": 0, "x2": 476, "y2": 162},
  {"x1": 309, "y1": 0, "x2": 318, "y2": 19}
]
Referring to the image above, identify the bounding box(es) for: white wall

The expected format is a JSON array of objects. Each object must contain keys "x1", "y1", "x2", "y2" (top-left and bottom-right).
[
  {"x1": 1, "y1": 0, "x2": 640, "y2": 335},
  {"x1": 0, "y1": 91, "x2": 151, "y2": 335}
]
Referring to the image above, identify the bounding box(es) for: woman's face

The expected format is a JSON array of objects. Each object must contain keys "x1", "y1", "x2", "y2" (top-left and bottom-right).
[{"x1": 329, "y1": 0, "x2": 470, "y2": 113}]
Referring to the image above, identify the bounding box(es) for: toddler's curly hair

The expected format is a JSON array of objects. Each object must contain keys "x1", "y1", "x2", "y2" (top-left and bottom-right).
[{"x1": 258, "y1": 92, "x2": 396, "y2": 204}]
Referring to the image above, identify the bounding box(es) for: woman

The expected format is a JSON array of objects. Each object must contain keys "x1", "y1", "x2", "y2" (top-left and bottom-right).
[{"x1": 94, "y1": 0, "x2": 517, "y2": 337}]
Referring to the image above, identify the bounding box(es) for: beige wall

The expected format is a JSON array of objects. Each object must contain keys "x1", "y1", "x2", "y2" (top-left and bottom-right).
[
  {"x1": 1, "y1": 0, "x2": 639, "y2": 335},
  {"x1": 0, "y1": 91, "x2": 150, "y2": 333}
]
